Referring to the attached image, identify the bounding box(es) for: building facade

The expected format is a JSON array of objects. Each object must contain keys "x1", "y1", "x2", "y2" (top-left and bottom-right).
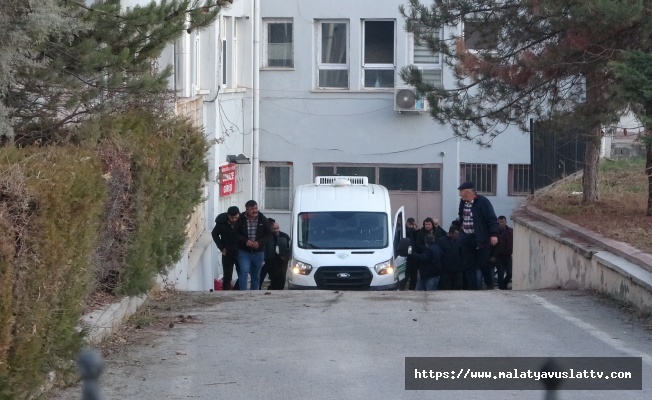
[
  {"x1": 257, "y1": 0, "x2": 531, "y2": 232},
  {"x1": 108, "y1": 0, "x2": 532, "y2": 290}
]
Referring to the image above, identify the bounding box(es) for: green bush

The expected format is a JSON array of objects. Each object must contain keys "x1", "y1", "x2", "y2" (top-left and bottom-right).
[
  {"x1": 0, "y1": 110, "x2": 209, "y2": 398},
  {"x1": 0, "y1": 146, "x2": 106, "y2": 399},
  {"x1": 83, "y1": 112, "x2": 208, "y2": 295}
]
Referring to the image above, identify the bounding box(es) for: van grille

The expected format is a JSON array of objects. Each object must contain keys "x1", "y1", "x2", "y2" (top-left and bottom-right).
[{"x1": 314, "y1": 266, "x2": 373, "y2": 290}]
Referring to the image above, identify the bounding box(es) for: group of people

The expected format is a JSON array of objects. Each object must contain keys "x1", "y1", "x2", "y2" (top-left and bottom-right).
[
  {"x1": 212, "y1": 181, "x2": 513, "y2": 292},
  {"x1": 401, "y1": 181, "x2": 514, "y2": 291},
  {"x1": 211, "y1": 200, "x2": 290, "y2": 291}
]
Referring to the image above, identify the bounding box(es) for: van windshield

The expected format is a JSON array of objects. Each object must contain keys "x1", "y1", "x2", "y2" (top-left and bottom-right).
[{"x1": 297, "y1": 212, "x2": 388, "y2": 249}]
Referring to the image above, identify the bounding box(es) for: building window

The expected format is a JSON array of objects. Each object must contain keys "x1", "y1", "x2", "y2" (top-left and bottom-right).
[
  {"x1": 194, "y1": 33, "x2": 200, "y2": 90},
  {"x1": 379, "y1": 167, "x2": 417, "y2": 191},
  {"x1": 264, "y1": 19, "x2": 293, "y2": 68},
  {"x1": 464, "y1": 20, "x2": 498, "y2": 51},
  {"x1": 314, "y1": 166, "x2": 376, "y2": 183},
  {"x1": 460, "y1": 163, "x2": 497, "y2": 195},
  {"x1": 409, "y1": 24, "x2": 442, "y2": 87},
  {"x1": 221, "y1": 39, "x2": 227, "y2": 86},
  {"x1": 363, "y1": 20, "x2": 395, "y2": 88},
  {"x1": 314, "y1": 164, "x2": 442, "y2": 192},
  {"x1": 509, "y1": 164, "x2": 531, "y2": 196},
  {"x1": 421, "y1": 167, "x2": 441, "y2": 192},
  {"x1": 262, "y1": 163, "x2": 292, "y2": 210},
  {"x1": 317, "y1": 20, "x2": 349, "y2": 89}
]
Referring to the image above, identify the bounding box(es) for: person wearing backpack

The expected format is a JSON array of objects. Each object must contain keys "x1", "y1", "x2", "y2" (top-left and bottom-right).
[{"x1": 407, "y1": 233, "x2": 443, "y2": 291}]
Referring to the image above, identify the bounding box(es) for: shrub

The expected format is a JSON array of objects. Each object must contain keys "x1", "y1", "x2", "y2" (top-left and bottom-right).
[
  {"x1": 0, "y1": 146, "x2": 106, "y2": 398},
  {"x1": 82, "y1": 112, "x2": 208, "y2": 295}
]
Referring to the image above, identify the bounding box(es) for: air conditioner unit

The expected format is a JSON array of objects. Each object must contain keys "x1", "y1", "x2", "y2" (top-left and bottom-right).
[{"x1": 394, "y1": 87, "x2": 429, "y2": 113}]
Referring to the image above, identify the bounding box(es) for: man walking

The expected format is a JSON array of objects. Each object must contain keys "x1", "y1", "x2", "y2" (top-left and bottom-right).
[
  {"x1": 457, "y1": 182, "x2": 499, "y2": 290},
  {"x1": 437, "y1": 225, "x2": 464, "y2": 290},
  {"x1": 234, "y1": 200, "x2": 272, "y2": 290},
  {"x1": 211, "y1": 206, "x2": 240, "y2": 290},
  {"x1": 261, "y1": 219, "x2": 291, "y2": 290},
  {"x1": 491, "y1": 215, "x2": 514, "y2": 289}
]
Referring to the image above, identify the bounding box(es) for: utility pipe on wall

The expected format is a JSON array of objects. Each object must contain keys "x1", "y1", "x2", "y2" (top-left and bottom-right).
[{"x1": 252, "y1": 0, "x2": 260, "y2": 201}]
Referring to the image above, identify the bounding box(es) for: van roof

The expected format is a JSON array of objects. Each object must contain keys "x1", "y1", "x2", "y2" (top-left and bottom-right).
[{"x1": 294, "y1": 180, "x2": 390, "y2": 213}]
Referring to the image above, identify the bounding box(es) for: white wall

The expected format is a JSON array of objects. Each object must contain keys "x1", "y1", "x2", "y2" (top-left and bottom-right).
[{"x1": 259, "y1": 0, "x2": 530, "y2": 230}]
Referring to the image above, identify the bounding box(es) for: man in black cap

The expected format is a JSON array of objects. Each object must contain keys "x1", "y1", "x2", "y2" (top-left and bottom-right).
[
  {"x1": 457, "y1": 181, "x2": 499, "y2": 290},
  {"x1": 211, "y1": 206, "x2": 241, "y2": 290}
]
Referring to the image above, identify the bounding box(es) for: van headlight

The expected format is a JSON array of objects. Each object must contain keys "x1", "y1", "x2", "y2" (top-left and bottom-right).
[
  {"x1": 374, "y1": 259, "x2": 394, "y2": 275},
  {"x1": 291, "y1": 260, "x2": 313, "y2": 275}
]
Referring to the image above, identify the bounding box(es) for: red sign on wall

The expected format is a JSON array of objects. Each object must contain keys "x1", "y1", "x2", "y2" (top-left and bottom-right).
[{"x1": 219, "y1": 164, "x2": 236, "y2": 196}]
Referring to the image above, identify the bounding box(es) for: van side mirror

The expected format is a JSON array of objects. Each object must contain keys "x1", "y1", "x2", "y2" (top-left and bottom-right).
[
  {"x1": 397, "y1": 238, "x2": 412, "y2": 257},
  {"x1": 276, "y1": 237, "x2": 291, "y2": 258}
]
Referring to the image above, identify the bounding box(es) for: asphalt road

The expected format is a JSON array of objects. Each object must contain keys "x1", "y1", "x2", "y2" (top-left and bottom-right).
[{"x1": 53, "y1": 289, "x2": 652, "y2": 399}]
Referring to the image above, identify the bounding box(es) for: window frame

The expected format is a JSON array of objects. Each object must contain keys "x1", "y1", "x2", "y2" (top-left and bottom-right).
[
  {"x1": 261, "y1": 162, "x2": 293, "y2": 211},
  {"x1": 313, "y1": 164, "x2": 441, "y2": 193},
  {"x1": 508, "y1": 164, "x2": 531, "y2": 196},
  {"x1": 408, "y1": 24, "x2": 443, "y2": 87},
  {"x1": 463, "y1": 19, "x2": 498, "y2": 52},
  {"x1": 362, "y1": 19, "x2": 396, "y2": 89},
  {"x1": 316, "y1": 19, "x2": 350, "y2": 89},
  {"x1": 263, "y1": 18, "x2": 294, "y2": 68},
  {"x1": 460, "y1": 163, "x2": 497, "y2": 196}
]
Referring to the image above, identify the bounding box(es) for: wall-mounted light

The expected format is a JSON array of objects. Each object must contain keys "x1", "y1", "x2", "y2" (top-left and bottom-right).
[{"x1": 226, "y1": 154, "x2": 251, "y2": 164}]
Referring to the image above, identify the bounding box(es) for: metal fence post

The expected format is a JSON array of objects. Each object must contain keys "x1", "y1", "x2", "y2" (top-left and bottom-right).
[
  {"x1": 78, "y1": 348, "x2": 104, "y2": 400},
  {"x1": 540, "y1": 358, "x2": 563, "y2": 400}
]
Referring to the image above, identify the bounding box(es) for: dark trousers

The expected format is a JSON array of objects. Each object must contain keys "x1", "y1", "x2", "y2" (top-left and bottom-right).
[
  {"x1": 439, "y1": 271, "x2": 463, "y2": 290},
  {"x1": 260, "y1": 258, "x2": 288, "y2": 290},
  {"x1": 260, "y1": 260, "x2": 273, "y2": 290},
  {"x1": 404, "y1": 262, "x2": 418, "y2": 290},
  {"x1": 493, "y1": 256, "x2": 511, "y2": 289},
  {"x1": 491, "y1": 260, "x2": 507, "y2": 290},
  {"x1": 269, "y1": 259, "x2": 288, "y2": 290},
  {"x1": 504, "y1": 257, "x2": 513, "y2": 283},
  {"x1": 460, "y1": 232, "x2": 493, "y2": 290},
  {"x1": 222, "y1": 254, "x2": 239, "y2": 290}
]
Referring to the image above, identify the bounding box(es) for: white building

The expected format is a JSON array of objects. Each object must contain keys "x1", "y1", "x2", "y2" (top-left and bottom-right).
[
  {"x1": 257, "y1": 0, "x2": 530, "y2": 232},
  {"x1": 103, "y1": 0, "x2": 532, "y2": 290},
  {"x1": 111, "y1": 0, "x2": 257, "y2": 291}
]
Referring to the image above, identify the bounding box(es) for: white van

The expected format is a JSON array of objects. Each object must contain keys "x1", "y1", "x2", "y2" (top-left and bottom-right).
[{"x1": 287, "y1": 176, "x2": 409, "y2": 290}]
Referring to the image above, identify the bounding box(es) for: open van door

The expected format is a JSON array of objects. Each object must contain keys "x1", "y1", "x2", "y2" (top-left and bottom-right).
[{"x1": 392, "y1": 206, "x2": 407, "y2": 285}]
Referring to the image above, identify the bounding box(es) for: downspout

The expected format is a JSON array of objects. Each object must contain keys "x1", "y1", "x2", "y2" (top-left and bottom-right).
[{"x1": 252, "y1": 0, "x2": 260, "y2": 201}]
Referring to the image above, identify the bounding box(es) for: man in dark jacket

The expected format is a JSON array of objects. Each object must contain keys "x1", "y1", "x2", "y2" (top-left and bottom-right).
[
  {"x1": 211, "y1": 206, "x2": 240, "y2": 290},
  {"x1": 234, "y1": 200, "x2": 273, "y2": 290},
  {"x1": 407, "y1": 234, "x2": 442, "y2": 291},
  {"x1": 261, "y1": 218, "x2": 292, "y2": 290},
  {"x1": 436, "y1": 225, "x2": 464, "y2": 290},
  {"x1": 457, "y1": 181, "x2": 499, "y2": 290},
  {"x1": 491, "y1": 215, "x2": 514, "y2": 290},
  {"x1": 400, "y1": 217, "x2": 419, "y2": 290}
]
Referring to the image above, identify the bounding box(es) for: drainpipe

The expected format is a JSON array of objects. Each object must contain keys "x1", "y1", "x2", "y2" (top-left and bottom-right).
[{"x1": 252, "y1": 0, "x2": 260, "y2": 201}]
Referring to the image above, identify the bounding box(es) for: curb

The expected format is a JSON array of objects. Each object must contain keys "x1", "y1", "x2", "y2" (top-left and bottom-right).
[{"x1": 81, "y1": 295, "x2": 147, "y2": 345}]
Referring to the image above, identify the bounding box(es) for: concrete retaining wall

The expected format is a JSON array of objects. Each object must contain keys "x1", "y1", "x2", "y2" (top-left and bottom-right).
[{"x1": 512, "y1": 206, "x2": 652, "y2": 314}]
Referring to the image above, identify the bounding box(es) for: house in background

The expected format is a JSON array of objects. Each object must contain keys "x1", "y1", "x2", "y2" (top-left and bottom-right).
[{"x1": 257, "y1": 0, "x2": 531, "y2": 233}]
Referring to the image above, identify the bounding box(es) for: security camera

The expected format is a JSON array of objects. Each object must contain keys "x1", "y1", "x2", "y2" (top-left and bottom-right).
[{"x1": 439, "y1": 151, "x2": 446, "y2": 157}]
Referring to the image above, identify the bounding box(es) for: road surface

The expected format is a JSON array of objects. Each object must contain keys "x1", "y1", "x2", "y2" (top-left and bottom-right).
[{"x1": 51, "y1": 289, "x2": 651, "y2": 399}]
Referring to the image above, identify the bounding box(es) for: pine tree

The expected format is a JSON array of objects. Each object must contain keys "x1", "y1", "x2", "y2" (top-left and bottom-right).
[
  {"x1": 0, "y1": 0, "x2": 83, "y2": 139},
  {"x1": 611, "y1": 50, "x2": 652, "y2": 215},
  {"x1": 2, "y1": 0, "x2": 231, "y2": 144},
  {"x1": 400, "y1": 0, "x2": 652, "y2": 203}
]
